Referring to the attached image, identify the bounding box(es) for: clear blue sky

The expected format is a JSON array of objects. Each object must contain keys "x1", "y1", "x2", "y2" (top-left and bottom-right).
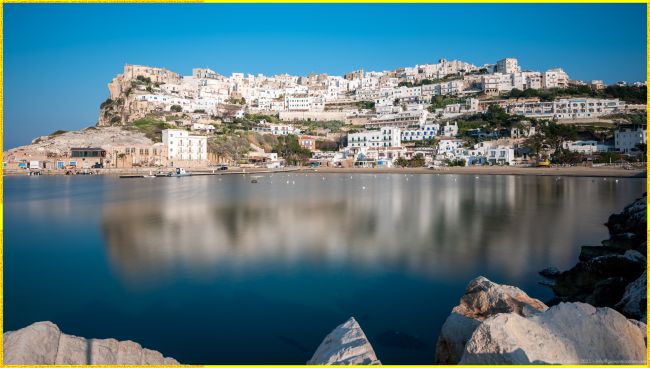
[{"x1": 4, "y1": 3, "x2": 647, "y2": 149}]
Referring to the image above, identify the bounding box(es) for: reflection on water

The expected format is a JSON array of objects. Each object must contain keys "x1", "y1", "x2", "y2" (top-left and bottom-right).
[
  {"x1": 101, "y1": 174, "x2": 628, "y2": 284},
  {"x1": 4, "y1": 173, "x2": 646, "y2": 364}
]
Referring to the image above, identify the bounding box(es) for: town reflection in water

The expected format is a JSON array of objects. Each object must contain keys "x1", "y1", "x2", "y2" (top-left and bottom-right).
[{"x1": 100, "y1": 173, "x2": 630, "y2": 285}]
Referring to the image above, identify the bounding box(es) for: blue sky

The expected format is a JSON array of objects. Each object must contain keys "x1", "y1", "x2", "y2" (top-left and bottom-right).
[{"x1": 4, "y1": 3, "x2": 647, "y2": 149}]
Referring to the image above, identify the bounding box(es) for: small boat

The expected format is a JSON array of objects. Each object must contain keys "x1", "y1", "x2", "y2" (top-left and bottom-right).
[
  {"x1": 157, "y1": 168, "x2": 192, "y2": 177},
  {"x1": 251, "y1": 179, "x2": 258, "y2": 183}
]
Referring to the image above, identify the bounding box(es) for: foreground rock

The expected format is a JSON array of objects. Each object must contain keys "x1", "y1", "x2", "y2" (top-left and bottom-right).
[
  {"x1": 460, "y1": 302, "x2": 647, "y2": 364},
  {"x1": 307, "y1": 317, "x2": 380, "y2": 365},
  {"x1": 435, "y1": 276, "x2": 548, "y2": 364},
  {"x1": 3, "y1": 321, "x2": 178, "y2": 365},
  {"x1": 542, "y1": 194, "x2": 647, "y2": 321},
  {"x1": 615, "y1": 270, "x2": 647, "y2": 322}
]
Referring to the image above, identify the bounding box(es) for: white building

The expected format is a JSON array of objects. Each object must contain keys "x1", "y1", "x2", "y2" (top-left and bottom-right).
[
  {"x1": 162, "y1": 129, "x2": 208, "y2": 161},
  {"x1": 437, "y1": 138, "x2": 465, "y2": 157},
  {"x1": 401, "y1": 124, "x2": 440, "y2": 141},
  {"x1": 507, "y1": 98, "x2": 623, "y2": 120},
  {"x1": 270, "y1": 124, "x2": 299, "y2": 135},
  {"x1": 543, "y1": 68, "x2": 569, "y2": 89},
  {"x1": 441, "y1": 121, "x2": 459, "y2": 137},
  {"x1": 191, "y1": 123, "x2": 216, "y2": 133},
  {"x1": 562, "y1": 140, "x2": 599, "y2": 154},
  {"x1": 615, "y1": 126, "x2": 647, "y2": 153},
  {"x1": 348, "y1": 127, "x2": 402, "y2": 149},
  {"x1": 495, "y1": 58, "x2": 520, "y2": 74}
]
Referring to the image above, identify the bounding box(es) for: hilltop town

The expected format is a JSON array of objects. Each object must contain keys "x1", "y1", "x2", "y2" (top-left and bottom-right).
[{"x1": 4, "y1": 57, "x2": 647, "y2": 172}]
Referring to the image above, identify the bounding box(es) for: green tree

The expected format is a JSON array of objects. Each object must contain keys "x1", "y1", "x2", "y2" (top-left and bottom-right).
[
  {"x1": 272, "y1": 134, "x2": 312, "y2": 165},
  {"x1": 394, "y1": 157, "x2": 408, "y2": 167},
  {"x1": 170, "y1": 105, "x2": 182, "y2": 112},
  {"x1": 411, "y1": 153, "x2": 426, "y2": 167}
]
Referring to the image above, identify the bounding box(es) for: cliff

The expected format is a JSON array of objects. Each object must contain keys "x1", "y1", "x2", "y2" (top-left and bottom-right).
[{"x1": 97, "y1": 64, "x2": 182, "y2": 126}]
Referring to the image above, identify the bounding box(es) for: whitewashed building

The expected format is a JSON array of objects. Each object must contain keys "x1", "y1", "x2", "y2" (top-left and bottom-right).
[
  {"x1": 615, "y1": 126, "x2": 647, "y2": 153},
  {"x1": 162, "y1": 129, "x2": 208, "y2": 161},
  {"x1": 348, "y1": 127, "x2": 402, "y2": 149}
]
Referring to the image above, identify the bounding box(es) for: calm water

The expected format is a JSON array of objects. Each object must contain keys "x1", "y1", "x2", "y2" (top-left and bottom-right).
[{"x1": 4, "y1": 173, "x2": 646, "y2": 364}]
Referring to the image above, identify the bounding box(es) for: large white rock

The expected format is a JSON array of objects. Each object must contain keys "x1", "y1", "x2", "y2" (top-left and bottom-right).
[
  {"x1": 3, "y1": 321, "x2": 179, "y2": 365},
  {"x1": 435, "y1": 276, "x2": 548, "y2": 364},
  {"x1": 307, "y1": 317, "x2": 381, "y2": 365},
  {"x1": 460, "y1": 302, "x2": 647, "y2": 365},
  {"x1": 3, "y1": 321, "x2": 61, "y2": 364}
]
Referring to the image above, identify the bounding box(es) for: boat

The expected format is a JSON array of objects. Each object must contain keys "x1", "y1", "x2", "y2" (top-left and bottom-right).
[{"x1": 156, "y1": 168, "x2": 193, "y2": 177}]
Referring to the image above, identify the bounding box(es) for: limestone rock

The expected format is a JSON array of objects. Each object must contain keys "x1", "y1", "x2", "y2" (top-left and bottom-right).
[
  {"x1": 3, "y1": 321, "x2": 178, "y2": 365},
  {"x1": 434, "y1": 312, "x2": 481, "y2": 364},
  {"x1": 434, "y1": 276, "x2": 547, "y2": 364},
  {"x1": 3, "y1": 321, "x2": 61, "y2": 364},
  {"x1": 460, "y1": 302, "x2": 647, "y2": 365},
  {"x1": 307, "y1": 317, "x2": 380, "y2": 365}
]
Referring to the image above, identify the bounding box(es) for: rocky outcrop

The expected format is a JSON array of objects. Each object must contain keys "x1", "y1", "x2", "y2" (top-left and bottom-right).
[
  {"x1": 4, "y1": 126, "x2": 153, "y2": 160},
  {"x1": 307, "y1": 317, "x2": 380, "y2": 365},
  {"x1": 3, "y1": 321, "x2": 178, "y2": 365},
  {"x1": 605, "y1": 195, "x2": 647, "y2": 252},
  {"x1": 541, "y1": 194, "x2": 647, "y2": 322},
  {"x1": 98, "y1": 65, "x2": 183, "y2": 126},
  {"x1": 460, "y1": 302, "x2": 647, "y2": 365},
  {"x1": 434, "y1": 276, "x2": 547, "y2": 364},
  {"x1": 551, "y1": 250, "x2": 646, "y2": 305}
]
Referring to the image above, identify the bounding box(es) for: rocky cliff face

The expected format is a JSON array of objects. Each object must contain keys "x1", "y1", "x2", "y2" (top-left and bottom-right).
[
  {"x1": 3, "y1": 321, "x2": 178, "y2": 365},
  {"x1": 97, "y1": 64, "x2": 182, "y2": 126},
  {"x1": 542, "y1": 194, "x2": 647, "y2": 322},
  {"x1": 307, "y1": 317, "x2": 381, "y2": 365}
]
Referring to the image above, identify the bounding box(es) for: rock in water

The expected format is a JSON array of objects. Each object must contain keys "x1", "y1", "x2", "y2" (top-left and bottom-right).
[
  {"x1": 460, "y1": 302, "x2": 647, "y2": 365},
  {"x1": 539, "y1": 266, "x2": 561, "y2": 278},
  {"x1": 307, "y1": 317, "x2": 381, "y2": 365},
  {"x1": 604, "y1": 195, "x2": 647, "y2": 254},
  {"x1": 616, "y1": 270, "x2": 647, "y2": 321},
  {"x1": 434, "y1": 276, "x2": 547, "y2": 364},
  {"x1": 3, "y1": 321, "x2": 179, "y2": 365}
]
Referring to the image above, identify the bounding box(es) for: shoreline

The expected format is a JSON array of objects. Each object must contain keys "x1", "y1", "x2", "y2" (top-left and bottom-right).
[
  {"x1": 304, "y1": 166, "x2": 647, "y2": 178},
  {"x1": 3, "y1": 165, "x2": 646, "y2": 178}
]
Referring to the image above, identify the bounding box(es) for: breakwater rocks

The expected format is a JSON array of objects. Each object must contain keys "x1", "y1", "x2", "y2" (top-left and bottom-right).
[
  {"x1": 434, "y1": 276, "x2": 646, "y2": 365},
  {"x1": 435, "y1": 276, "x2": 548, "y2": 364},
  {"x1": 542, "y1": 194, "x2": 647, "y2": 322},
  {"x1": 307, "y1": 317, "x2": 381, "y2": 365},
  {"x1": 3, "y1": 322, "x2": 179, "y2": 365},
  {"x1": 309, "y1": 276, "x2": 647, "y2": 365}
]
